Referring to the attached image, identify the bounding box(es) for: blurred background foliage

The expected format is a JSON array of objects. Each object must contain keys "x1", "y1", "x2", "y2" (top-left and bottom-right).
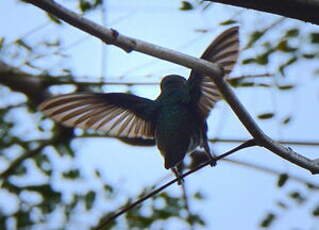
[{"x1": 1, "y1": 0, "x2": 319, "y2": 229}]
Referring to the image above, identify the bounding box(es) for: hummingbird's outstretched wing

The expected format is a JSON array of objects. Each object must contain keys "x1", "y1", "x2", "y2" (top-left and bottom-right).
[
  {"x1": 187, "y1": 26, "x2": 240, "y2": 119},
  {"x1": 39, "y1": 93, "x2": 159, "y2": 139}
]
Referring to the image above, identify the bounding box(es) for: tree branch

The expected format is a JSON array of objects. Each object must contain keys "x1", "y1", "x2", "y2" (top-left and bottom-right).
[
  {"x1": 0, "y1": 61, "x2": 48, "y2": 104},
  {"x1": 26, "y1": 135, "x2": 319, "y2": 148},
  {"x1": 24, "y1": 0, "x2": 319, "y2": 174},
  {"x1": 0, "y1": 61, "x2": 271, "y2": 88},
  {"x1": 44, "y1": 74, "x2": 272, "y2": 86},
  {"x1": 205, "y1": 0, "x2": 319, "y2": 25},
  {"x1": 209, "y1": 138, "x2": 319, "y2": 147}
]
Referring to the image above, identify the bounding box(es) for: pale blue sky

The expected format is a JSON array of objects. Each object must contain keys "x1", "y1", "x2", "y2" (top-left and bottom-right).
[{"x1": 1, "y1": 0, "x2": 319, "y2": 229}]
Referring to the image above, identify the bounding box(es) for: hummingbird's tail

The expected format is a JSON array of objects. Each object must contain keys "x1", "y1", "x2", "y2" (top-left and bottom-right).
[{"x1": 162, "y1": 150, "x2": 186, "y2": 170}]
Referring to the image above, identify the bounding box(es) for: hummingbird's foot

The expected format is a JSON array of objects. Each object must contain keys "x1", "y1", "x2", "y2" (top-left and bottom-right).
[
  {"x1": 203, "y1": 150, "x2": 217, "y2": 167},
  {"x1": 206, "y1": 153, "x2": 217, "y2": 167},
  {"x1": 172, "y1": 167, "x2": 184, "y2": 185},
  {"x1": 203, "y1": 142, "x2": 217, "y2": 167},
  {"x1": 209, "y1": 157, "x2": 217, "y2": 167}
]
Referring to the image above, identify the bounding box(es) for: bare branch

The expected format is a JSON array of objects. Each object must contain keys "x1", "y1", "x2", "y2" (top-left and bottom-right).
[
  {"x1": 28, "y1": 135, "x2": 319, "y2": 147},
  {"x1": 209, "y1": 138, "x2": 319, "y2": 147},
  {"x1": 205, "y1": 0, "x2": 319, "y2": 25},
  {"x1": 24, "y1": 0, "x2": 319, "y2": 174},
  {"x1": 0, "y1": 61, "x2": 48, "y2": 104},
  {"x1": 0, "y1": 60, "x2": 271, "y2": 88},
  {"x1": 44, "y1": 74, "x2": 273, "y2": 86}
]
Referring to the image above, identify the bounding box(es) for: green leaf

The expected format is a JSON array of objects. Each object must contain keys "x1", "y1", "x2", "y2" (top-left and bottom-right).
[
  {"x1": 256, "y1": 50, "x2": 274, "y2": 65},
  {"x1": 242, "y1": 58, "x2": 256, "y2": 65},
  {"x1": 85, "y1": 191, "x2": 96, "y2": 210},
  {"x1": 239, "y1": 82, "x2": 255, "y2": 87},
  {"x1": 260, "y1": 213, "x2": 276, "y2": 228},
  {"x1": 246, "y1": 30, "x2": 265, "y2": 48},
  {"x1": 279, "y1": 56, "x2": 297, "y2": 75},
  {"x1": 307, "y1": 183, "x2": 319, "y2": 190},
  {"x1": 282, "y1": 116, "x2": 292, "y2": 125},
  {"x1": 193, "y1": 192, "x2": 204, "y2": 200},
  {"x1": 257, "y1": 113, "x2": 275, "y2": 120},
  {"x1": 312, "y1": 206, "x2": 319, "y2": 216},
  {"x1": 62, "y1": 68, "x2": 72, "y2": 74},
  {"x1": 62, "y1": 169, "x2": 80, "y2": 179},
  {"x1": 156, "y1": 209, "x2": 172, "y2": 219},
  {"x1": 219, "y1": 20, "x2": 237, "y2": 25},
  {"x1": 94, "y1": 0, "x2": 102, "y2": 7},
  {"x1": 285, "y1": 29, "x2": 299, "y2": 38},
  {"x1": 258, "y1": 83, "x2": 271, "y2": 88},
  {"x1": 303, "y1": 53, "x2": 316, "y2": 59},
  {"x1": 104, "y1": 184, "x2": 114, "y2": 193},
  {"x1": 256, "y1": 54, "x2": 268, "y2": 65},
  {"x1": 95, "y1": 169, "x2": 101, "y2": 177},
  {"x1": 188, "y1": 214, "x2": 205, "y2": 226},
  {"x1": 15, "y1": 39, "x2": 32, "y2": 51},
  {"x1": 228, "y1": 78, "x2": 242, "y2": 87},
  {"x1": 46, "y1": 13, "x2": 61, "y2": 24},
  {"x1": 278, "y1": 85, "x2": 295, "y2": 90},
  {"x1": 180, "y1": 1, "x2": 193, "y2": 10},
  {"x1": 276, "y1": 201, "x2": 288, "y2": 210},
  {"x1": 277, "y1": 173, "x2": 289, "y2": 187},
  {"x1": 79, "y1": 0, "x2": 92, "y2": 12},
  {"x1": 277, "y1": 40, "x2": 297, "y2": 53},
  {"x1": 310, "y1": 32, "x2": 319, "y2": 43},
  {"x1": 241, "y1": 50, "x2": 274, "y2": 65},
  {"x1": 289, "y1": 191, "x2": 306, "y2": 204},
  {"x1": 0, "y1": 37, "x2": 4, "y2": 50},
  {"x1": 16, "y1": 211, "x2": 33, "y2": 228},
  {"x1": 43, "y1": 39, "x2": 61, "y2": 47},
  {"x1": 0, "y1": 216, "x2": 5, "y2": 230},
  {"x1": 194, "y1": 29, "x2": 209, "y2": 33}
]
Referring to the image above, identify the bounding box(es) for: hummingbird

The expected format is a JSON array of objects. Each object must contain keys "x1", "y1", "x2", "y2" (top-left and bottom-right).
[{"x1": 39, "y1": 26, "x2": 239, "y2": 182}]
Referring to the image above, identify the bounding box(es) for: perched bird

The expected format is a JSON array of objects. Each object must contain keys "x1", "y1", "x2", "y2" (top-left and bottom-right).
[{"x1": 39, "y1": 26, "x2": 239, "y2": 182}]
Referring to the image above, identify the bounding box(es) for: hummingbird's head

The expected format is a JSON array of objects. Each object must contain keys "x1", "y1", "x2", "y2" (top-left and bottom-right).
[{"x1": 160, "y1": 75, "x2": 186, "y2": 91}]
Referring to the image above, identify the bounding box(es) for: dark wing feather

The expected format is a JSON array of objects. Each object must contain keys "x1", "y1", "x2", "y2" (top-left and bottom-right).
[
  {"x1": 39, "y1": 93, "x2": 159, "y2": 139},
  {"x1": 187, "y1": 26, "x2": 240, "y2": 119}
]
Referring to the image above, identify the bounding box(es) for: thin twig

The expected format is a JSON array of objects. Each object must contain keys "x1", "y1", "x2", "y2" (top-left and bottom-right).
[
  {"x1": 209, "y1": 138, "x2": 319, "y2": 147},
  {"x1": 180, "y1": 181, "x2": 195, "y2": 230},
  {"x1": 44, "y1": 73, "x2": 272, "y2": 86},
  {"x1": 92, "y1": 139, "x2": 257, "y2": 230},
  {"x1": 25, "y1": 136, "x2": 319, "y2": 149},
  {"x1": 74, "y1": 135, "x2": 319, "y2": 147},
  {"x1": 229, "y1": 73, "x2": 272, "y2": 81},
  {"x1": 7, "y1": 21, "x2": 50, "y2": 46}
]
